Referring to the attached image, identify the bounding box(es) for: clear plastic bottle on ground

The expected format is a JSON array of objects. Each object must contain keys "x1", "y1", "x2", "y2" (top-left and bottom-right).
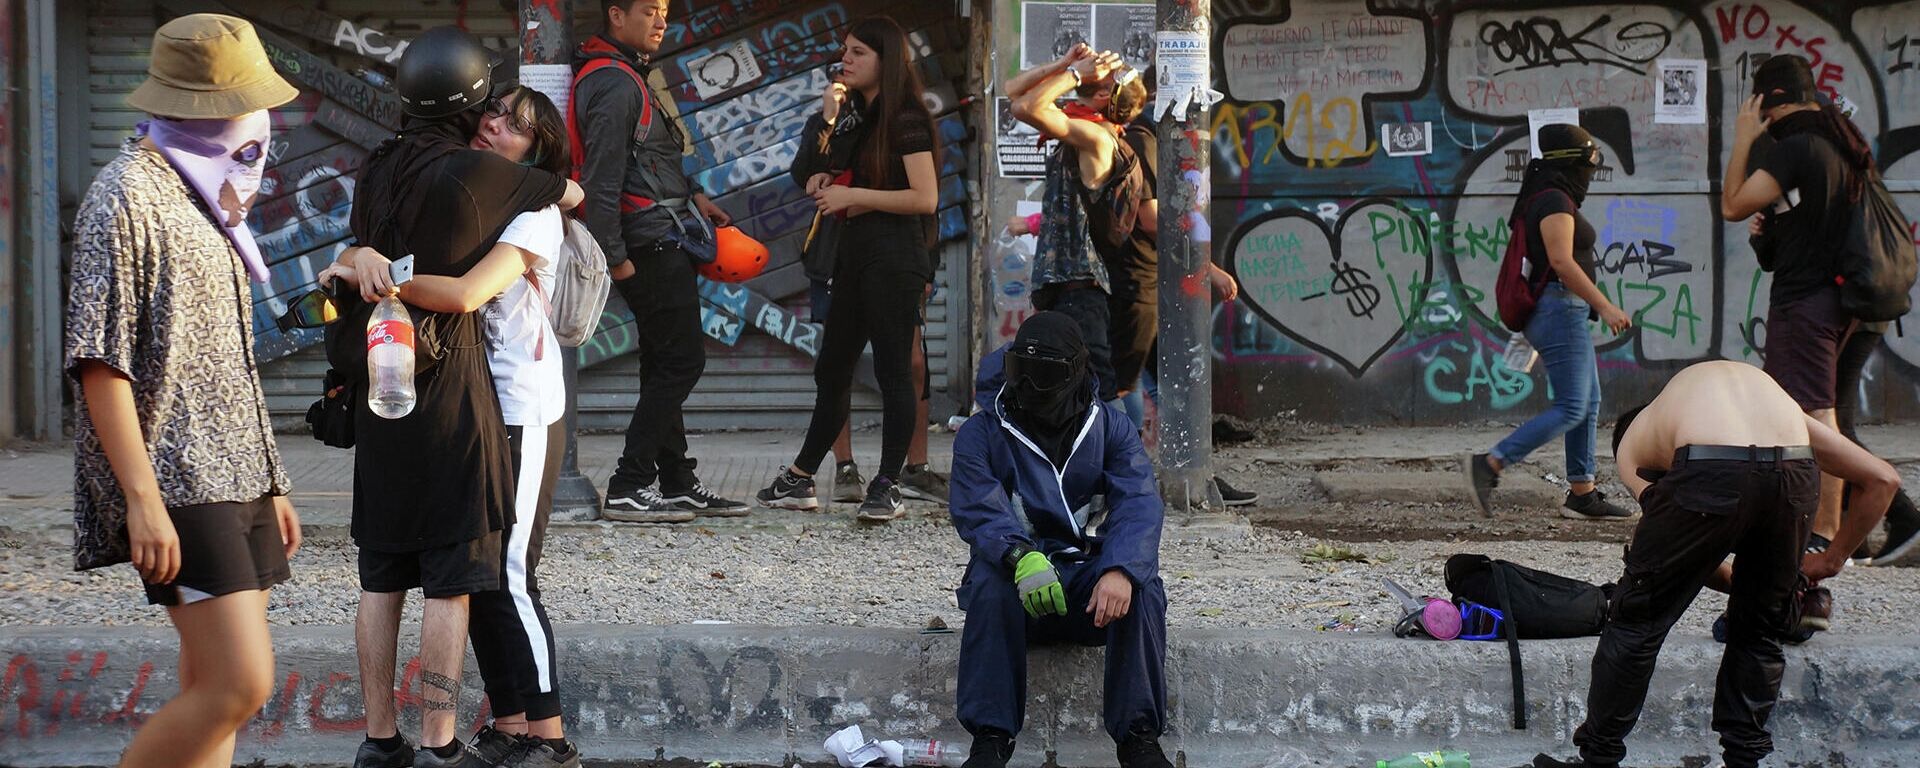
[
  {"x1": 1376, "y1": 750, "x2": 1469, "y2": 768},
  {"x1": 895, "y1": 738, "x2": 966, "y2": 768},
  {"x1": 366, "y1": 293, "x2": 416, "y2": 419}
]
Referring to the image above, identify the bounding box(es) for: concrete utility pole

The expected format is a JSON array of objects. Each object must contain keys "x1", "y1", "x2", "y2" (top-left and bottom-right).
[
  {"x1": 518, "y1": 0, "x2": 601, "y2": 521},
  {"x1": 1153, "y1": 0, "x2": 1219, "y2": 514}
]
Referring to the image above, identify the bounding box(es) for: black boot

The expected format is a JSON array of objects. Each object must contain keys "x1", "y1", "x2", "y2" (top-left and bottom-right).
[
  {"x1": 1115, "y1": 727, "x2": 1173, "y2": 768},
  {"x1": 961, "y1": 728, "x2": 1014, "y2": 768}
]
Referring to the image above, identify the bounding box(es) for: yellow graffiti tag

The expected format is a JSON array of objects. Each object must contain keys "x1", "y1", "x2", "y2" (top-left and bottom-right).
[{"x1": 1213, "y1": 95, "x2": 1380, "y2": 169}]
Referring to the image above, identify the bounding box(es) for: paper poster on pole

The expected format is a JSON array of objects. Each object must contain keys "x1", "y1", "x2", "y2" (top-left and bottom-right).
[
  {"x1": 1021, "y1": 2, "x2": 1093, "y2": 70},
  {"x1": 1527, "y1": 107, "x2": 1581, "y2": 158},
  {"x1": 689, "y1": 39, "x2": 765, "y2": 99},
  {"x1": 1092, "y1": 4, "x2": 1156, "y2": 66},
  {"x1": 1654, "y1": 58, "x2": 1708, "y2": 124},
  {"x1": 1154, "y1": 31, "x2": 1211, "y2": 122},
  {"x1": 995, "y1": 96, "x2": 1054, "y2": 178},
  {"x1": 519, "y1": 64, "x2": 573, "y2": 120},
  {"x1": 1381, "y1": 122, "x2": 1433, "y2": 157}
]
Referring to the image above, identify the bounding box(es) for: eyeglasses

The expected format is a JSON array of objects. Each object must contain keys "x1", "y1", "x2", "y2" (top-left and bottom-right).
[
  {"x1": 1005, "y1": 350, "x2": 1077, "y2": 392},
  {"x1": 275, "y1": 286, "x2": 341, "y2": 332},
  {"x1": 483, "y1": 97, "x2": 536, "y2": 136}
]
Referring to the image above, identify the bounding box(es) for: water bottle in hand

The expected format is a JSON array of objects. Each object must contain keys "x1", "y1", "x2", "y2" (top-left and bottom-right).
[
  {"x1": 896, "y1": 738, "x2": 966, "y2": 768},
  {"x1": 367, "y1": 293, "x2": 416, "y2": 419}
]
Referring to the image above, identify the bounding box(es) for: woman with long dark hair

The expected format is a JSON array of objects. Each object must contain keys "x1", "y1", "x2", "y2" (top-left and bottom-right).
[
  {"x1": 1463, "y1": 124, "x2": 1637, "y2": 521},
  {"x1": 755, "y1": 16, "x2": 941, "y2": 522}
]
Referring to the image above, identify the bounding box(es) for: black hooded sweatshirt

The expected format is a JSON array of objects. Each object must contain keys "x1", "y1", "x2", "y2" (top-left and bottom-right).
[{"x1": 1005, "y1": 312, "x2": 1096, "y2": 468}]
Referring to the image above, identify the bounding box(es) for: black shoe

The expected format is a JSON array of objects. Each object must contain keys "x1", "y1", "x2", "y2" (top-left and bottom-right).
[
  {"x1": 857, "y1": 476, "x2": 905, "y2": 522},
  {"x1": 1461, "y1": 452, "x2": 1499, "y2": 517},
  {"x1": 899, "y1": 463, "x2": 951, "y2": 505},
  {"x1": 415, "y1": 741, "x2": 483, "y2": 768},
  {"x1": 1214, "y1": 475, "x2": 1258, "y2": 507},
  {"x1": 662, "y1": 481, "x2": 750, "y2": 517},
  {"x1": 355, "y1": 736, "x2": 415, "y2": 768},
  {"x1": 832, "y1": 461, "x2": 868, "y2": 504},
  {"x1": 1116, "y1": 728, "x2": 1174, "y2": 768},
  {"x1": 1532, "y1": 755, "x2": 1612, "y2": 768},
  {"x1": 1561, "y1": 489, "x2": 1636, "y2": 521},
  {"x1": 502, "y1": 740, "x2": 582, "y2": 768},
  {"x1": 603, "y1": 484, "x2": 697, "y2": 523},
  {"x1": 756, "y1": 467, "x2": 819, "y2": 510},
  {"x1": 467, "y1": 726, "x2": 524, "y2": 765},
  {"x1": 962, "y1": 729, "x2": 1015, "y2": 768},
  {"x1": 1875, "y1": 509, "x2": 1920, "y2": 565},
  {"x1": 1712, "y1": 613, "x2": 1729, "y2": 644},
  {"x1": 1795, "y1": 585, "x2": 1832, "y2": 635}
]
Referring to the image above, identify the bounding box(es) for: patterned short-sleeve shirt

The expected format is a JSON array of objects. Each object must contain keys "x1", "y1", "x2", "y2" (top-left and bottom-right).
[{"x1": 66, "y1": 140, "x2": 290, "y2": 571}]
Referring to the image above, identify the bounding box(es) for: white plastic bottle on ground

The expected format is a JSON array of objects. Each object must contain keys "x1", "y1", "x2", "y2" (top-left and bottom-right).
[
  {"x1": 896, "y1": 739, "x2": 966, "y2": 768},
  {"x1": 366, "y1": 293, "x2": 416, "y2": 419}
]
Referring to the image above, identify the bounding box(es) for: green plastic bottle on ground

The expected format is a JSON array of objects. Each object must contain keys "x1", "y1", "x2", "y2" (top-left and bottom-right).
[{"x1": 1375, "y1": 750, "x2": 1469, "y2": 768}]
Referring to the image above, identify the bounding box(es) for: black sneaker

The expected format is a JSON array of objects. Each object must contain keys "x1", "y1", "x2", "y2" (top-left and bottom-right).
[
  {"x1": 1875, "y1": 506, "x2": 1920, "y2": 565},
  {"x1": 467, "y1": 726, "x2": 523, "y2": 765},
  {"x1": 857, "y1": 476, "x2": 905, "y2": 522},
  {"x1": 662, "y1": 481, "x2": 750, "y2": 517},
  {"x1": 603, "y1": 484, "x2": 697, "y2": 523},
  {"x1": 756, "y1": 467, "x2": 819, "y2": 510},
  {"x1": 1115, "y1": 728, "x2": 1174, "y2": 768},
  {"x1": 355, "y1": 736, "x2": 415, "y2": 768},
  {"x1": 502, "y1": 740, "x2": 582, "y2": 768},
  {"x1": 1461, "y1": 452, "x2": 1499, "y2": 517},
  {"x1": 962, "y1": 728, "x2": 1015, "y2": 768},
  {"x1": 899, "y1": 463, "x2": 951, "y2": 505},
  {"x1": 832, "y1": 461, "x2": 867, "y2": 504},
  {"x1": 415, "y1": 741, "x2": 484, "y2": 768},
  {"x1": 1214, "y1": 475, "x2": 1258, "y2": 507},
  {"x1": 1561, "y1": 489, "x2": 1636, "y2": 521}
]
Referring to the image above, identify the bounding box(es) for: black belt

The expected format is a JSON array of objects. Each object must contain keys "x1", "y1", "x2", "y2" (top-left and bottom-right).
[{"x1": 1680, "y1": 444, "x2": 1813, "y2": 462}]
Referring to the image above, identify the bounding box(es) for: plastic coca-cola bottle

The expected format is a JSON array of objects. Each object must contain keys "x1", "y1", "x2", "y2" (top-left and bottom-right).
[{"x1": 366, "y1": 294, "x2": 416, "y2": 419}]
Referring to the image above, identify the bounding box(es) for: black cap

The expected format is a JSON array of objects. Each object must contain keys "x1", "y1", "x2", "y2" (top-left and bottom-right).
[
  {"x1": 396, "y1": 26, "x2": 492, "y2": 119},
  {"x1": 1537, "y1": 123, "x2": 1599, "y2": 166},
  {"x1": 1753, "y1": 54, "x2": 1817, "y2": 109}
]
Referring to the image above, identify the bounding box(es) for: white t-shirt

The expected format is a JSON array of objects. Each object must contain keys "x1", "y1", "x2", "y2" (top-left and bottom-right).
[{"x1": 486, "y1": 206, "x2": 567, "y2": 427}]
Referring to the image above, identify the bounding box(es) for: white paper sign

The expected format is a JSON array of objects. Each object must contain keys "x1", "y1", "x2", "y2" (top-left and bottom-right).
[
  {"x1": 1527, "y1": 107, "x2": 1581, "y2": 158},
  {"x1": 1155, "y1": 31, "x2": 1216, "y2": 122},
  {"x1": 1021, "y1": 2, "x2": 1094, "y2": 71},
  {"x1": 1654, "y1": 58, "x2": 1708, "y2": 124},
  {"x1": 995, "y1": 96, "x2": 1054, "y2": 179},
  {"x1": 1381, "y1": 122, "x2": 1433, "y2": 157},
  {"x1": 688, "y1": 39, "x2": 765, "y2": 99},
  {"x1": 519, "y1": 64, "x2": 573, "y2": 120}
]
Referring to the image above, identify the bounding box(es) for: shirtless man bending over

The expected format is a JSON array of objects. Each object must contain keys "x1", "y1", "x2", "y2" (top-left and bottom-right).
[{"x1": 1534, "y1": 361, "x2": 1899, "y2": 768}]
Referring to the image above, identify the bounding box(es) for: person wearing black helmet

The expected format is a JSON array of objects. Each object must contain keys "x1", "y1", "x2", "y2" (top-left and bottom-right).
[
  {"x1": 339, "y1": 26, "x2": 572, "y2": 768},
  {"x1": 1462, "y1": 123, "x2": 1637, "y2": 521},
  {"x1": 948, "y1": 313, "x2": 1172, "y2": 768}
]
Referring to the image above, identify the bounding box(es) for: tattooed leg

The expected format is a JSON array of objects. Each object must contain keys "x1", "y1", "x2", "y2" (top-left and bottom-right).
[{"x1": 419, "y1": 595, "x2": 471, "y2": 748}]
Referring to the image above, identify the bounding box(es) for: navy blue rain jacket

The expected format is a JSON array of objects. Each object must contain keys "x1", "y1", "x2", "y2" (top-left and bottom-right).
[{"x1": 949, "y1": 345, "x2": 1164, "y2": 586}]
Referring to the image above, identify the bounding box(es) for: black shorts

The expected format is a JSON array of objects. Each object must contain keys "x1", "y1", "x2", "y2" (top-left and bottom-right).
[
  {"x1": 358, "y1": 534, "x2": 501, "y2": 598},
  {"x1": 143, "y1": 495, "x2": 290, "y2": 606},
  {"x1": 1762, "y1": 287, "x2": 1852, "y2": 411}
]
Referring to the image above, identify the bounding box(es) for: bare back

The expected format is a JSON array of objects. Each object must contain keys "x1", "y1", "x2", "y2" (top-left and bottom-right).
[{"x1": 1619, "y1": 361, "x2": 1811, "y2": 477}]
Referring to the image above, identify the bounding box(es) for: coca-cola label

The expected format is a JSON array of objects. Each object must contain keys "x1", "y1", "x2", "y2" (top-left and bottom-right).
[{"x1": 367, "y1": 320, "x2": 414, "y2": 351}]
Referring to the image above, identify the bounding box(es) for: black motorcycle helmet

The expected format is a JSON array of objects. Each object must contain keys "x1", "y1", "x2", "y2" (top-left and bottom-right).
[
  {"x1": 1537, "y1": 123, "x2": 1601, "y2": 167},
  {"x1": 397, "y1": 26, "x2": 491, "y2": 119}
]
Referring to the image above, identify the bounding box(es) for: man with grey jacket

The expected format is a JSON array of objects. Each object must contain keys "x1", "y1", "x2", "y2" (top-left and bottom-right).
[{"x1": 575, "y1": 0, "x2": 746, "y2": 520}]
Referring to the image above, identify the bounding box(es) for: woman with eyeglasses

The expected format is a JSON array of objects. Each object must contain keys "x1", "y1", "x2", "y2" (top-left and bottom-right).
[
  {"x1": 1462, "y1": 123, "x2": 1637, "y2": 522},
  {"x1": 323, "y1": 84, "x2": 586, "y2": 767},
  {"x1": 753, "y1": 16, "x2": 941, "y2": 522}
]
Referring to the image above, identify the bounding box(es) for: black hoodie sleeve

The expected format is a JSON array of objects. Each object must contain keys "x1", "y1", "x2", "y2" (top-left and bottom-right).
[{"x1": 575, "y1": 67, "x2": 644, "y2": 266}]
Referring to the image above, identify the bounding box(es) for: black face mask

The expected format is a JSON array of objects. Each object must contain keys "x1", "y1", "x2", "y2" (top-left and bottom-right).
[{"x1": 1004, "y1": 312, "x2": 1093, "y2": 466}]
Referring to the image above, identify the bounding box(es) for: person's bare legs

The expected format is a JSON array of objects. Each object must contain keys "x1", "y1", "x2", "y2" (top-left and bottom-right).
[
  {"x1": 119, "y1": 591, "x2": 275, "y2": 768},
  {"x1": 356, "y1": 591, "x2": 406, "y2": 740},
  {"x1": 1809, "y1": 407, "x2": 1843, "y2": 541},
  {"x1": 418, "y1": 595, "x2": 471, "y2": 749}
]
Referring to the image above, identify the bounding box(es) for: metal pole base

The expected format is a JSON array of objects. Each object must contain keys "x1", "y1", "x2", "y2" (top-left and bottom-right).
[{"x1": 551, "y1": 352, "x2": 602, "y2": 522}]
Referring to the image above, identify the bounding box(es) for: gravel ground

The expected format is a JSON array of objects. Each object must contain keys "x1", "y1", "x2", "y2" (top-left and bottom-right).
[{"x1": 5, "y1": 517, "x2": 1917, "y2": 639}]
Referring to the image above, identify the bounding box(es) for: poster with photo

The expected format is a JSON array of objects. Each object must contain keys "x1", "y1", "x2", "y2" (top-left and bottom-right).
[
  {"x1": 996, "y1": 96, "x2": 1055, "y2": 178},
  {"x1": 1021, "y1": 2, "x2": 1093, "y2": 70},
  {"x1": 1655, "y1": 58, "x2": 1708, "y2": 124},
  {"x1": 1381, "y1": 122, "x2": 1433, "y2": 157},
  {"x1": 1092, "y1": 4, "x2": 1156, "y2": 67}
]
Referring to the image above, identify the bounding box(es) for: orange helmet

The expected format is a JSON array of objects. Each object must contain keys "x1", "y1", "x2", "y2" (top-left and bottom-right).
[{"x1": 698, "y1": 226, "x2": 770, "y2": 283}]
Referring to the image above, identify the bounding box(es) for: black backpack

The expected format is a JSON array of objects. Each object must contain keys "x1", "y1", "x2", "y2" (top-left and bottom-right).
[
  {"x1": 1836, "y1": 169, "x2": 1917, "y2": 322},
  {"x1": 1445, "y1": 554, "x2": 1614, "y2": 729}
]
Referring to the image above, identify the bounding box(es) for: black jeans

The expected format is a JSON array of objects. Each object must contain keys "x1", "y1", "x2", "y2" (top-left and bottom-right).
[
  {"x1": 1032, "y1": 282, "x2": 1117, "y2": 401},
  {"x1": 794, "y1": 261, "x2": 926, "y2": 481},
  {"x1": 610, "y1": 242, "x2": 706, "y2": 491},
  {"x1": 1108, "y1": 280, "x2": 1157, "y2": 396},
  {"x1": 1576, "y1": 451, "x2": 1818, "y2": 768}
]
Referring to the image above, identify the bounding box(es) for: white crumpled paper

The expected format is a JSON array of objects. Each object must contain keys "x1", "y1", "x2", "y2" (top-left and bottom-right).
[{"x1": 824, "y1": 724, "x2": 906, "y2": 768}]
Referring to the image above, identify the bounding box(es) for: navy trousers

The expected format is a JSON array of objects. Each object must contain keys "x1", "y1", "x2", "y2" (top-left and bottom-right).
[{"x1": 956, "y1": 557, "x2": 1167, "y2": 742}]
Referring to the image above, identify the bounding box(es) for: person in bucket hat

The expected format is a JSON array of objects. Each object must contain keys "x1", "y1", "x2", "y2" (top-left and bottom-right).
[{"x1": 66, "y1": 13, "x2": 299, "y2": 768}]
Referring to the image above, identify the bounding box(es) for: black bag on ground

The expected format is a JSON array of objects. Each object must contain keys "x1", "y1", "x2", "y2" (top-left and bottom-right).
[{"x1": 1444, "y1": 554, "x2": 1614, "y2": 731}]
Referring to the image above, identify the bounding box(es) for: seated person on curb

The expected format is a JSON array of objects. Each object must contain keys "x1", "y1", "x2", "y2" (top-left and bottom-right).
[
  {"x1": 1534, "y1": 361, "x2": 1899, "y2": 768},
  {"x1": 948, "y1": 312, "x2": 1171, "y2": 768}
]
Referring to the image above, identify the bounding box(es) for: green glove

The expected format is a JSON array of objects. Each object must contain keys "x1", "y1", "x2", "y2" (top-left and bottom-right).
[{"x1": 1013, "y1": 550, "x2": 1067, "y2": 618}]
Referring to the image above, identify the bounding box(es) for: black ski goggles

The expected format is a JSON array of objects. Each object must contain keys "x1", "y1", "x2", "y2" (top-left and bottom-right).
[
  {"x1": 275, "y1": 279, "x2": 345, "y2": 332},
  {"x1": 1005, "y1": 350, "x2": 1079, "y2": 392}
]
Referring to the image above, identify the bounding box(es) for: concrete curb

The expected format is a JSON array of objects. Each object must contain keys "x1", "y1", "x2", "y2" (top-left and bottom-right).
[{"x1": 1, "y1": 625, "x2": 1914, "y2": 767}]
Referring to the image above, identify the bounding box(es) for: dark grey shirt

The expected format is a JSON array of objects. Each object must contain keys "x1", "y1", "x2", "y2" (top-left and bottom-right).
[{"x1": 574, "y1": 38, "x2": 703, "y2": 263}]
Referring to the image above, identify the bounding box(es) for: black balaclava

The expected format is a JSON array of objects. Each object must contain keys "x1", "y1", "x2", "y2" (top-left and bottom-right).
[
  {"x1": 1513, "y1": 123, "x2": 1600, "y2": 219},
  {"x1": 1005, "y1": 312, "x2": 1094, "y2": 468},
  {"x1": 1756, "y1": 54, "x2": 1874, "y2": 202}
]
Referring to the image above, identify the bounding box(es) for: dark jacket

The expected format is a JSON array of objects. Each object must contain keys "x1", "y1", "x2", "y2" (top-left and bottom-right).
[
  {"x1": 950, "y1": 344, "x2": 1163, "y2": 586},
  {"x1": 573, "y1": 34, "x2": 703, "y2": 265}
]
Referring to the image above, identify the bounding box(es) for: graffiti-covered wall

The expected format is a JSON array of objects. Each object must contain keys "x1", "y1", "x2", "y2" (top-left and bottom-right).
[{"x1": 1207, "y1": 0, "x2": 1920, "y2": 423}]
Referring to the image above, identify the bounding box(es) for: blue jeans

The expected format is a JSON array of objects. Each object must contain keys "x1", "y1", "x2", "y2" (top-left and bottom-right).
[{"x1": 1493, "y1": 284, "x2": 1601, "y2": 483}]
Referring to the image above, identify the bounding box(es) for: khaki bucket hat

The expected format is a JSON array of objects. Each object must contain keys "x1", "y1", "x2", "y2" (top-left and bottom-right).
[{"x1": 127, "y1": 14, "x2": 300, "y2": 119}]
